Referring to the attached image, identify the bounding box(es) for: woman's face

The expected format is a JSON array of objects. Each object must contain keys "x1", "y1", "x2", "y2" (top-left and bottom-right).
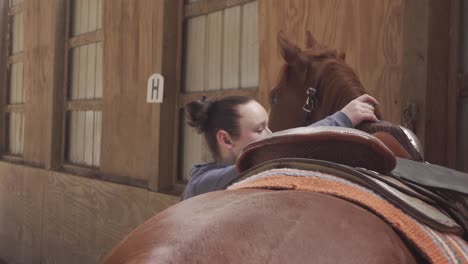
[{"x1": 231, "y1": 100, "x2": 271, "y2": 158}]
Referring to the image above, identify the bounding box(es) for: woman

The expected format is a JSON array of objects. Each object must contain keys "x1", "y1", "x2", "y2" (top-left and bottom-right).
[{"x1": 181, "y1": 94, "x2": 379, "y2": 200}]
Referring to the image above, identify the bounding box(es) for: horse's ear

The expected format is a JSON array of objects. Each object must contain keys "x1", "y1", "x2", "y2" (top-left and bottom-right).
[
  {"x1": 278, "y1": 31, "x2": 306, "y2": 66},
  {"x1": 305, "y1": 31, "x2": 318, "y2": 48},
  {"x1": 339, "y1": 52, "x2": 346, "y2": 61}
]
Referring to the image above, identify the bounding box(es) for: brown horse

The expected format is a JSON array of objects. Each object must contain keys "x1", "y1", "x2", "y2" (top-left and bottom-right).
[
  {"x1": 268, "y1": 31, "x2": 378, "y2": 132},
  {"x1": 268, "y1": 32, "x2": 424, "y2": 161},
  {"x1": 104, "y1": 190, "x2": 418, "y2": 263}
]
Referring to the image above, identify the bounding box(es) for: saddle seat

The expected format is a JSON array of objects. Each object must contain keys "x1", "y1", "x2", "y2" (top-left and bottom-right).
[{"x1": 237, "y1": 126, "x2": 396, "y2": 174}]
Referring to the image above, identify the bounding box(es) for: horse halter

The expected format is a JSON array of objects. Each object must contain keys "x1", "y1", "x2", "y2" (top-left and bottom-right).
[
  {"x1": 302, "y1": 87, "x2": 317, "y2": 113},
  {"x1": 302, "y1": 87, "x2": 317, "y2": 126}
]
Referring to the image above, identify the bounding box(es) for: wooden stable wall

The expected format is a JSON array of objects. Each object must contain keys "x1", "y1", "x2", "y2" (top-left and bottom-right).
[
  {"x1": 259, "y1": 0, "x2": 454, "y2": 166},
  {"x1": 0, "y1": 0, "x2": 180, "y2": 263},
  {"x1": 0, "y1": 162, "x2": 177, "y2": 263}
]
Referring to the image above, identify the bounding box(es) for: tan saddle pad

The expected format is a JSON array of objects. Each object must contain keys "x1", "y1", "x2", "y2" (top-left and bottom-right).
[{"x1": 237, "y1": 126, "x2": 396, "y2": 174}]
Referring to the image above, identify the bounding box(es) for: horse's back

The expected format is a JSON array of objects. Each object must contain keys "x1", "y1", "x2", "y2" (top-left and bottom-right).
[{"x1": 104, "y1": 189, "x2": 417, "y2": 264}]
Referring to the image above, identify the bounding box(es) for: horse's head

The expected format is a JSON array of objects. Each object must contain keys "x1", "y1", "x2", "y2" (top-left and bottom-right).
[{"x1": 268, "y1": 32, "x2": 375, "y2": 132}]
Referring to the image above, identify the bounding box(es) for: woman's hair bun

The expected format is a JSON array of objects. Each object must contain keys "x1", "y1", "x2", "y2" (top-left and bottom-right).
[{"x1": 185, "y1": 96, "x2": 213, "y2": 133}]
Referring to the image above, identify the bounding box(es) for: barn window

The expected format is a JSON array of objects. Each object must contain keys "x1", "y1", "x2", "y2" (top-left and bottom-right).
[
  {"x1": 2, "y1": 0, "x2": 25, "y2": 158},
  {"x1": 64, "y1": 0, "x2": 103, "y2": 168},
  {"x1": 177, "y1": 0, "x2": 259, "y2": 183}
]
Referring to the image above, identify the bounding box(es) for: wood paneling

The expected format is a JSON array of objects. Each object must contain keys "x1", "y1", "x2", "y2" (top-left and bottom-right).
[
  {"x1": 240, "y1": 1, "x2": 258, "y2": 88},
  {"x1": 23, "y1": 0, "x2": 66, "y2": 167},
  {"x1": 421, "y1": 0, "x2": 450, "y2": 165},
  {"x1": 206, "y1": 11, "x2": 222, "y2": 91},
  {"x1": 0, "y1": 161, "x2": 179, "y2": 263},
  {"x1": 446, "y1": 0, "x2": 460, "y2": 168},
  {"x1": 0, "y1": 162, "x2": 46, "y2": 264},
  {"x1": 41, "y1": 171, "x2": 149, "y2": 263},
  {"x1": 259, "y1": 0, "x2": 403, "y2": 121},
  {"x1": 101, "y1": 0, "x2": 163, "y2": 182},
  {"x1": 222, "y1": 5, "x2": 240, "y2": 89},
  {"x1": 0, "y1": 0, "x2": 8, "y2": 155},
  {"x1": 401, "y1": 0, "x2": 428, "y2": 141},
  {"x1": 184, "y1": 15, "x2": 206, "y2": 92}
]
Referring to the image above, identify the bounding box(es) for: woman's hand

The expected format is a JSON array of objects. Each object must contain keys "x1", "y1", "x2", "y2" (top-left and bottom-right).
[{"x1": 341, "y1": 94, "x2": 379, "y2": 127}]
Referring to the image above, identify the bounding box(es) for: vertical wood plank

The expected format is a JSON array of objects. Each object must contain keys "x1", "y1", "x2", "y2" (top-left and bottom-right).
[
  {"x1": 69, "y1": 111, "x2": 77, "y2": 162},
  {"x1": 19, "y1": 112, "x2": 23, "y2": 153},
  {"x1": 73, "y1": 0, "x2": 81, "y2": 36},
  {"x1": 8, "y1": 113, "x2": 14, "y2": 153},
  {"x1": 423, "y1": 0, "x2": 450, "y2": 164},
  {"x1": 18, "y1": 12, "x2": 23, "y2": 52},
  {"x1": 71, "y1": 47, "x2": 80, "y2": 99},
  {"x1": 80, "y1": 0, "x2": 89, "y2": 33},
  {"x1": 88, "y1": 0, "x2": 97, "y2": 32},
  {"x1": 19, "y1": 0, "x2": 67, "y2": 165},
  {"x1": 222, "y1": 6, "x2": 241, "y2": 89},
  {"x1": 206, "y1": 11, "x2": 222, "y2": 91},
  {"x1": 84, "y1": 110, "x2": 94, "y2": 165},
  {"x1": 240, "y1": 1, "x2": 258, "y2": 88},
  {"x1": 13, "y1": 113, "x2": 19, "y2": 154},
  {"x1": 94, "y1": 41, "x2": 102, "y2": 98},
  {"x1": 0, "y1": 0, "x2": 7, "y2": 154},
  {"x1": 0, "y1": 163, "x2": 46, "y2": 264},
  {"x1": 97, "y1": 0, "x2": 102, "y2": 29},
  {"x1": 76, "y1": 111, "x2": 85, "y2": 164},
  {"x1": 17, "y1": 62, "x2": 23, "y2": 103},
  {"x1": 93, "y1": 111, "x2": 101, "y2": 166},
  {"x1": 11, "y1": 14, "x2": 16, "y2": 53},
  {"x1": 184, "y1": 15, "x2": 206, "y2": 92},
  {"x1": 445, "y1": 0, "x2": 460, "y2": 168},
  {"x1": 86, "y1": 42, "x2": 96, "y2": 98},
  {"x1": 9, "y1": 63, "x2": 16, "y2": 103},
  {"x1": 78, "y1": 45, "x2": 87, "y2": 99}
]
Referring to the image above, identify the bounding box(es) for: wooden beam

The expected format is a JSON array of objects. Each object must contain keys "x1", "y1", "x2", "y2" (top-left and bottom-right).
[
  {"x1": 7, "y1": 2, "x2": 23, "y2": 16},
  {"x1": 7, "y1": 51, "x2": 24, "y2": 64},
  {"x1": 424, "y1": 0, "x2": 450, "y2": 165},
  {"x1": 68, "y1": 30, "x2": 103, "y2": 48},
  {"x1": 151, "y1": 0, "x2": 184, "y2": 192},
  {"x1": 47, "y1": 0, "x2": 67, "y2": 170},
  {"x1": 66, "y1": 99, "x2": 102, "y2": 111},
  {"x1": 184, "y1": 0, "x2": 255, "y2": 19},
  {"x1": 56, "y1": 0, "x2": 72, "y2": 171},
  {"x1": 179, "y1": 88, "x2": 258, "y2": 107},
  {"x1": 445, "y1": 0, "x2": 461, "y2": 168}
]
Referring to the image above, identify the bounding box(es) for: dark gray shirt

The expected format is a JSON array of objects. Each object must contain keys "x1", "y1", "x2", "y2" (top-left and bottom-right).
[{"x1": 181, "y1": 111, "x2": 353, "y2": 200}]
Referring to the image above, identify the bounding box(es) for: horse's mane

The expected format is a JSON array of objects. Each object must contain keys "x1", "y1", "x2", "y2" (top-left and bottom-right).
[{"x1": 313, "y1": 57, "x2": 367, "y2": 118}]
